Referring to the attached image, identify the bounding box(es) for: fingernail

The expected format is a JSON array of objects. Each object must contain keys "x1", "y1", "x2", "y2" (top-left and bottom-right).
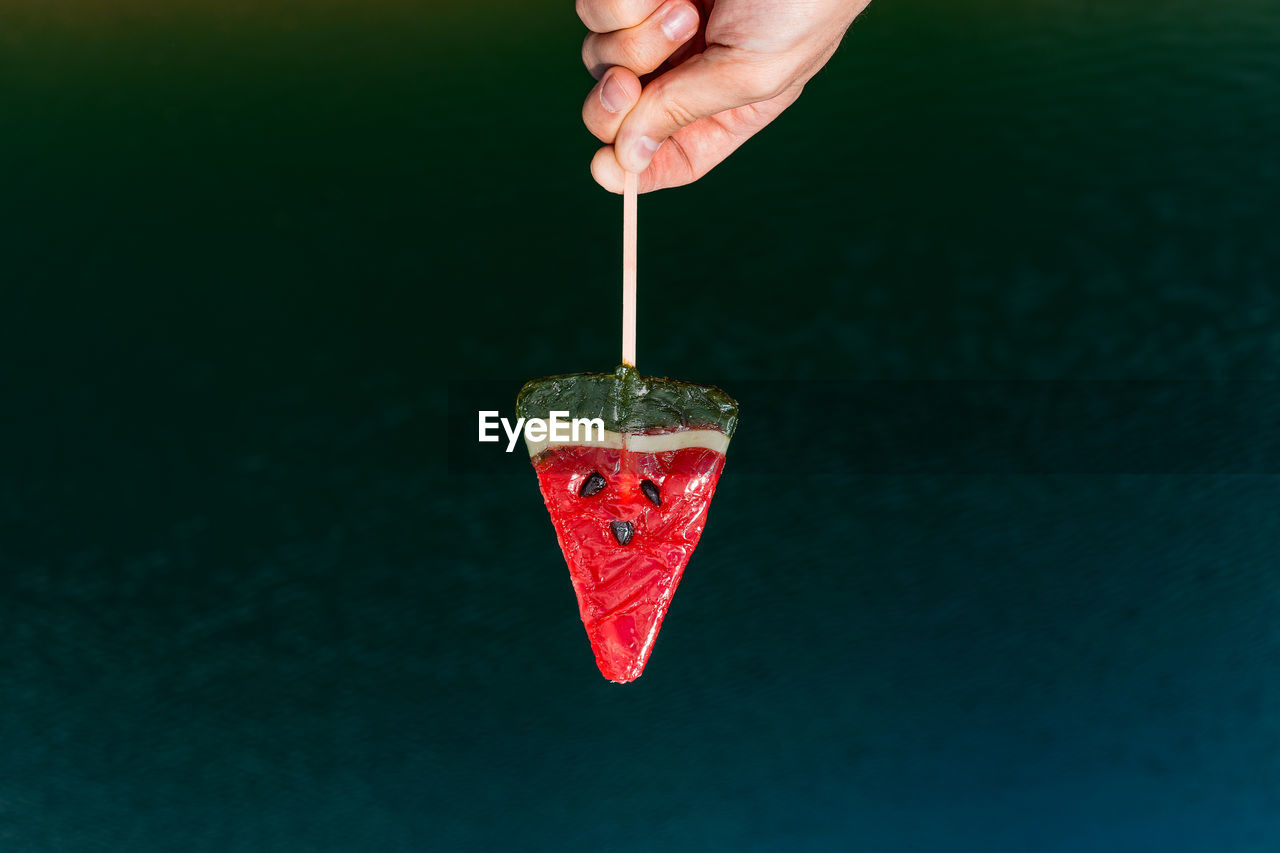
[
  {"x1": 600, "y1": 73, "x2": 629, "y2": 113},
  {"x1": 660, "y1": 5, "x2": 698, "y2": 41},
  {"x1": 632, "y1": 135, "x2": 661, "y2": 168}
]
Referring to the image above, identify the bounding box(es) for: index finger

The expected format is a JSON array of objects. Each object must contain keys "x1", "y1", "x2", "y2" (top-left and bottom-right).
[{"x1": 576, "y1": 0, "x2": 665, "y2": 33}]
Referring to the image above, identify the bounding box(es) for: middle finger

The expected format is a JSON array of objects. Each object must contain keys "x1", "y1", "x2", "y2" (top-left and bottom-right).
[{"x1": 582, "y1": 0, "x2": 701, "y2": 80}]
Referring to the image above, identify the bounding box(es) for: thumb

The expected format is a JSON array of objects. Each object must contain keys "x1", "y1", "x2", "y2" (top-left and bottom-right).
[{"x1": 613, "y1": 50, "x2": 780, "y2": 173}]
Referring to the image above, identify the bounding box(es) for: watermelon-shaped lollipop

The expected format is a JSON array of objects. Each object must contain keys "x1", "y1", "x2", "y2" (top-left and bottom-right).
[
  {"x1": 518, "y1": 365, "x2": 738, "y2": 682},
  {"x1": 520, "y1": 172, "x2": 739, "y2": 682}
]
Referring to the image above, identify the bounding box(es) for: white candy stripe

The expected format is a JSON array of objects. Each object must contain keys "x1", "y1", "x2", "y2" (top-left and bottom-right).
[
  {"x1": 626, "y1": 430, "x2": 730, "y2": 454},
  {"x1": 525, "y1": 432, "x2": 622, "y2": 458},
  {"x1": 526, "y1": 428, "x2": 729, "y2": 458}
]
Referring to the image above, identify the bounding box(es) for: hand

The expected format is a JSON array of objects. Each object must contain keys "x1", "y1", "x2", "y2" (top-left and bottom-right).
[{"x1": 578, "y1": 0, "x2": 872, "y2": 193}]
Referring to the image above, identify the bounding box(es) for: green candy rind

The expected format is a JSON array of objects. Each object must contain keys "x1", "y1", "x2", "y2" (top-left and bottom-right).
[{"x1": 516, "y1": 364, "x2": 738, "y2": 437}]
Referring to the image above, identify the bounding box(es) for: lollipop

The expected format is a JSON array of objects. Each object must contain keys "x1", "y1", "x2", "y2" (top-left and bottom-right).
[{"x1": 518, "y1": 173, "x2": 739, "y2": 683}]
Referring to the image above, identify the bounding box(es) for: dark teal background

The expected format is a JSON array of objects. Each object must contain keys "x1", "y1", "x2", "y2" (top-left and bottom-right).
[{"x1": 3, "y1": 1, "x2": 1280, "y2": 850}]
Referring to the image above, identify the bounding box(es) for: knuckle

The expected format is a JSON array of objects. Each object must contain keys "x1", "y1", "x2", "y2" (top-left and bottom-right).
[
  {"x1": 737, "y1": 65, "x2": 785, "y2": 101},
  {"x1": 580, "y1": 0, "x2": 665, "y2": 32},
  {"x1": 659, "y1": 97, "x2": 698, "y2": 130},
  {"x1": 616, "y1": 34, "x2": 652, "y2": 72},
  {"x1": 629, "y1": 0, "x2": 656, "y2": 23},
  {"x1": 647, "y1": 79, "x2": 698, "y2": 128},
  {"x1": 608, "y1": 0, "x2": 634, "y2": 25},
  {"x1": 578, "y1": 0, "x2": 643, "y2": 31},
  {"x1": 614, "y1": 0, "x2": 655, "y2": 29}
]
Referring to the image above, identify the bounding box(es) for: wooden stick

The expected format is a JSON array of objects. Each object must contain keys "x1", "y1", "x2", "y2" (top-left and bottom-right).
[{"x1": 622, "y1": 171, "x2": 638, "y2": 368}]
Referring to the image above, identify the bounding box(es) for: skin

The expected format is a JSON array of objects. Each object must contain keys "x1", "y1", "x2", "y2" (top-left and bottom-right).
[{"x1": 579, "y1": 0, "x2": 874, "y2": 193}]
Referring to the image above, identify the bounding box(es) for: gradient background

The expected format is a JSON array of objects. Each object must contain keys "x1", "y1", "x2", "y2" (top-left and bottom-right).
[{"x1": 3, "y1": 1, "x2": 1280, "y2": 850}]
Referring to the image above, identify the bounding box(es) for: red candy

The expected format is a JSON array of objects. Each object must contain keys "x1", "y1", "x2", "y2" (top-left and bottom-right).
[{"x1": 532, "y1": 442, "x2": 727, "y2": 683}]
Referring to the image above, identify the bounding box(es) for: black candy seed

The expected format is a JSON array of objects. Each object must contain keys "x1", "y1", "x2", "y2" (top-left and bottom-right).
[
  {"x1": 640, "y1": 479, "x2": 661, "y2": 508},
  {"x1": 579, "y1": 472, "x2": 606, "y2": 497},
  {"x1": 610, "y1": 520, "x2": 634, "y2": 546}
]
